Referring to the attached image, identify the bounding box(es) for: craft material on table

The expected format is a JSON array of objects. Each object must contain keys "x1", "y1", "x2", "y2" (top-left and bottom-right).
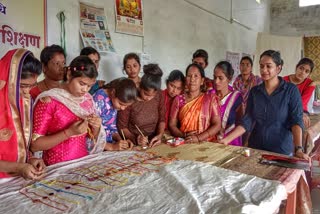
[{"x1": 0, "y1": 151, "x2": 287, "y2": 214}]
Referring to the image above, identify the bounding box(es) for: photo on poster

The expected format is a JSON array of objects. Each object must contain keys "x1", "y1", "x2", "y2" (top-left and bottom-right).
[{"x1": 115, "y1": 0, "x2": 144, "y2": 36}]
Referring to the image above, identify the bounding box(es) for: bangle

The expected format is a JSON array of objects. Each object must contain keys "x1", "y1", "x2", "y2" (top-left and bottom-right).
[{"x1": 63, "y1": 129, "x2": 69, "y2": 138}]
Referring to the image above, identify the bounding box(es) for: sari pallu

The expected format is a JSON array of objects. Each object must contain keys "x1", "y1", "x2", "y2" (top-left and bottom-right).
[
  {"x1": 32, "y1": 88, "x2": 106, "y2": 165},
  {"x1": 217, "y1": 90, "x2": 242, "y2": 146},
  {"x1": 0, "y1": 49, "x2": 33, "y2": 178},
  {"x1": 176, "y1": 93, "x2": 220, "y2": 142}
]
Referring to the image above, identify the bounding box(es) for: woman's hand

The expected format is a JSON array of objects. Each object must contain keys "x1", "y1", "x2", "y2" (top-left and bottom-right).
[
  {"x1": 105, "y1": 140, "x2": 134, "y2": 151},
  {"x1": 217, "y1": 137, "x2": 229, "y2": 145},
  {"x1": 66, "y1": 120, "x2": 89, "y2": 137},
  {"x1": 295, "y1": 150, "x2": 311, "y2": 162},
  {"x1": 137, "y1": 135, "x2": 148, "y2": 147},
  {"x1": 184, "y1": 131, "x2": 198, "y2": 137},
  {"x1": 17, "y1": 163, "x2": 44, "y2": 180},
  {"x1": 149, "y1": 134, "x2": 162, "y2": 147},
  {"x1": 117, "y1": 140, "x2": 134, "y2": 150},
  {"x1": 28, "y1": 158, "x2": 46, "y2": 174},
  {"x1": 87, "y1": 114, "x2": 102, "y2": 136},
  {"x1": 185, "y1": 135, "x2": 199, "y2": 144}
]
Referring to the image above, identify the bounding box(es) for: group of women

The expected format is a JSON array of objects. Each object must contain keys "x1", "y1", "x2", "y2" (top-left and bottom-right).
[{"x1": 0, "y1": 45, "x2": 314, "y2": 180}]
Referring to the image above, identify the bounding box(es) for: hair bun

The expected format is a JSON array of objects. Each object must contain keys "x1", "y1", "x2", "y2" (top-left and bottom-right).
[{"x1": 143, "y1": 63, "x2": 163, "y2": 77}]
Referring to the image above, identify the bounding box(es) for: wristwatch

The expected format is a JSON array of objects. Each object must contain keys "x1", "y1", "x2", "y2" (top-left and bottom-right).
[{"x1": 295, "y1": 146, "x2": 304, "y2": 153}]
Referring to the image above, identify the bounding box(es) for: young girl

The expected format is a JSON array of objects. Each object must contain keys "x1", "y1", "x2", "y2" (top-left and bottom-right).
[
  {"x1": 93, "y1": 78, "x2": 137, "y2": 150},
  {"x1": 0, "y1": 49, "x2": 45, "y2": 179},
  {"x1": 162, "y1": 70, "x2": 185, "y2": 130},
  {"x1": 80, "y1": 46, "x2": 105, "y2": 95},
  {"x1": 118, "y1": 64, "x2": 165, "y2": 148},
  {"x1": 30, "y1": 45, "x2": 66, "y2": 99},
  {"x1": 233, "y1": 56, "x2": 262, "y2": 108},
  {"x1": 219, "y1": 50, "x2": 309, "y2": 160},
  {"x1": 30, "y1": 56, "x2": 106, "y2": 166},
  {"x1": 214, "y1": 61, "x2": 243, "y2": 146},
  {"x1": 283, "y1": 58, "x2": 315, "y2": 128},
  {"x1": 123, "y1": 53, "x2": 141, "y2": 87}
]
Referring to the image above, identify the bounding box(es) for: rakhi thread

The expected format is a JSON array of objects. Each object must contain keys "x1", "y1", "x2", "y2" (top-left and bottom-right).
[{"x1": 20, "y1": 188, "x2": 69, "y2": 212}]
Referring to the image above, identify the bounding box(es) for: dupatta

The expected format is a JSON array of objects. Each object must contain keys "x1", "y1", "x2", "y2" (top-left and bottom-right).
[
  {"x1": 34, "y1": 88, "x2": 106, "y2": 154},
  {"x1": 0, "y1": 49, "x2": 33, "y2": 178}
]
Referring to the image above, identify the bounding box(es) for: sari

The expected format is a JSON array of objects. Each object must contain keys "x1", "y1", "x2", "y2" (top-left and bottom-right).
[
  {"x1": 233, "y1": 73, "x2": 262, "y2": 106},
  {"x1": 0, "y1": 49, "x2": 34, "y2": 178},
  {"x1": 32, "y1": 88, "x2": 106, "y2": 166},
  {"x1": 171, "y1": 93, "x2": 220, "y2": 141},
  {"x1": 217, "y1": 90, "x2": 242, "y2": 146}
]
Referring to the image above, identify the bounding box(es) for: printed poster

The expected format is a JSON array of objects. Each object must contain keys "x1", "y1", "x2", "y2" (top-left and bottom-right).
[
  {"x1": 115, "y1": 0, "x2": 143, "y2": 36},
  {"x1": 80, "y1": 2, "x2": 115, "y2": 52},
  {"x1": 0, "y1": 0, "x2": 46, "y2": 59}
]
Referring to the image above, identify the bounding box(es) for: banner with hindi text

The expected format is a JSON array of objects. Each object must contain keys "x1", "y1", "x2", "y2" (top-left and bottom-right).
[{"x1": 0, "y1": 0, "x2": 46, "y2": 59}]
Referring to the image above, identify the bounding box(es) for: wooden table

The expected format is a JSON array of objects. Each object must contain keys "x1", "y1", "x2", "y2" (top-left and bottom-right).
[{"x1": 148, "y1": 142, "x2": 312, "y2": 214}]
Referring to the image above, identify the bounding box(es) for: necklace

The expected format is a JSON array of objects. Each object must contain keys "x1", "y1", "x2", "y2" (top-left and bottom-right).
[{"x1": 43, "y1": 79, "x2": 61, "y2": 90}]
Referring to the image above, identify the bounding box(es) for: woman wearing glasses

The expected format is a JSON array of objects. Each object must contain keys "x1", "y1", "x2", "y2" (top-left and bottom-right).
[{"x1": 0, "y1": 49, "x2": 46, "y2": 180}]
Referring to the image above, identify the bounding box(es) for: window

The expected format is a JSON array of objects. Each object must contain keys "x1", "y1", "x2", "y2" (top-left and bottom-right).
[{"x1": 299, "y1": 0, "x2": 320, "y2": 7}]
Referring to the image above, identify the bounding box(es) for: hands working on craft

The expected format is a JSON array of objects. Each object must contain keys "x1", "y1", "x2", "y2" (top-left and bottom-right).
[
  {"x1": 87, "y1": 114, "x2": 102, "y2": 137},
  {"x1": 63, "y1": 114, "x2": 101, "y2": 138},
  {"x1": 14, "y1": 158, "x2": 46, "y2": 180},
  {"x1": 184, "y1": 131, "x2": 200, "y2": 144},
  {"x1": 65, "y1": 120, "x2": 89, "y2": 137},
  {"x1": 137, "y1": 134, "x2": 163, "y2": 148}
]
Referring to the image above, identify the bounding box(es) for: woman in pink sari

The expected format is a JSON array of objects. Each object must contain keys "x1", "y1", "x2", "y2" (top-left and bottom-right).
[
  {"x1": 169, "y1": 63, "x2": 221, "y2": 143},
  {"x1": 214, "y1": 61, "x2": 243, "y2": 146},
  {"x1": 0, "y1": 49, "x2": 45, "y2": 179},
  {"x1": 30, "y1": 56, "x2": 106, "y2": 166}
]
